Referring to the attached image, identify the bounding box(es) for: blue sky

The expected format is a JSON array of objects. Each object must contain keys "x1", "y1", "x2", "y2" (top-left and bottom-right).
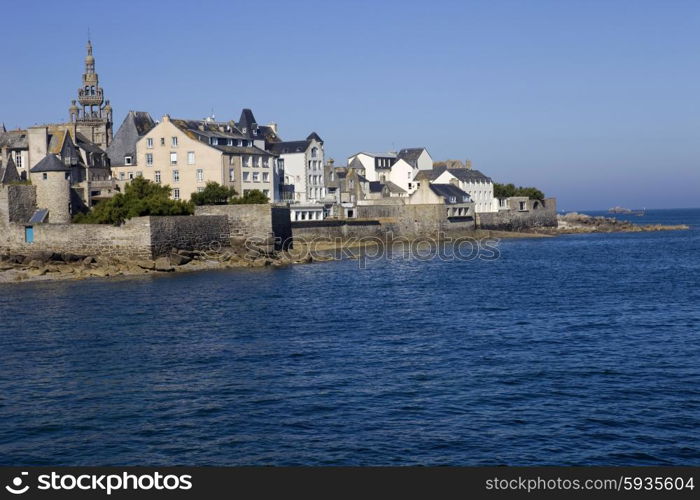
[{"x1": 2, "y1": 0, "x2": 698, "y2": 210}]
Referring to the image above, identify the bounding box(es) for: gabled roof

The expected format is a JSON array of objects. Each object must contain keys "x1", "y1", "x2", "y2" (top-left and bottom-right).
[
  {"x1": 348, "y1": 157, "x2": 365, "y2": 170},
  {"x1": 306, "y1": 132, "x2": 323, "y2": 143},
  {"x1": 238, "y1": 108, "x2": 257, "y2": 134},
  {"x1": 30, "y1": 154, "x2": 70, "y2": 173},
  {"x1": 0, "y1": 129, "x2": 27, "y2": 149},
  {"x1": 0, "y1": 155, "x2": 20, "y2": 184},
  {"x1": 442, "y1": 168, "x2": 492, "y2": 183},
  {"x1": 47, "y1": 129, "x2": 69, "y2": 155},
  {"x1": 107, "y1": 111, "x2": 155, "y2": 165},
  {"x1": 397, "y1": 148, "x2": 427, "y2": 168},
  {"x1": 384, "y1": 181, "x2": 406, "y2": 194},
  {"x1": 351, "y1": 151, "x2": 397, "y2": 159},
  {"x1": 429, "y1": 183, "x2": 472, "y2": 204},
  {"x1": 413, "y1": 169, "x2": 440, "y2": 181},
  {"x1": 171, "y1": 118, "x2": 245, "y2": 140},
  {"x1": 75, "y1": 132, "x2": 106, "y2": 154}
]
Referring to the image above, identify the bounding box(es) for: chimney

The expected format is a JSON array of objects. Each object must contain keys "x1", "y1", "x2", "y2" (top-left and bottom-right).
[
  {"x1": 1, "y1": 146, "x2": 8, "y2": 166},
  {"x1": 162, "y1": 114, "x2": 170, "y2": 123},
  {"x1": 465, "y1": 159, "x2": 472, "y2": 170},
  {"x1": 267, "y1": 122, "x2": 278, "y2": 134}
]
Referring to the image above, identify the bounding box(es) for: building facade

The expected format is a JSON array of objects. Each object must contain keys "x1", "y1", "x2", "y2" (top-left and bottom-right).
[{"x1": 111, "y1": 115, "x2": 276, "y2": 202}]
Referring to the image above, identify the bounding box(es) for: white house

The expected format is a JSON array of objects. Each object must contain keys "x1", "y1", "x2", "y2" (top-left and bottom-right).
[
  {"x1": 270, "y1": 132, "x2": 325, "y2": 204},
  {"x1": 347, "y1": 147, "x2": 432, "y2": 192},
  {"x1": 432, "y1": 168, "x2": 498, "y2": 213}
]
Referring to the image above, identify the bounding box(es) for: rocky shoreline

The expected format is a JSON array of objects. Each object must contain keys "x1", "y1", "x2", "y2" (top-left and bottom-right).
[
  {"x1": 1, "y1": 216, "x2": 690, "y2": 284},
  {"x1": 541, "y1": 212, "x2": 690, "y2": 234},
  {"x1": 0, "y1": 242, "x2": 327, "y2": 285}
]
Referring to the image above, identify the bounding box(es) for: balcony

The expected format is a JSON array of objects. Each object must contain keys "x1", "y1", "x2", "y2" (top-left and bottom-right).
[{"x1": 78, "y1": 88, "x2": 104, "y2": 106}]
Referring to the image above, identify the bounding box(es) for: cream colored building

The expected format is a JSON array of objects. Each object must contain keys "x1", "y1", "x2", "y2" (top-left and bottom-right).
[{"x1": 111, "y1": 115, "x2": 277, "y2": 201}]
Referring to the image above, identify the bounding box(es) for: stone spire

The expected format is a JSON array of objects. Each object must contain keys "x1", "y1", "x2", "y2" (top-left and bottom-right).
[{"x1": 69, "y1": 39, "x2": 113, "y2": 149}]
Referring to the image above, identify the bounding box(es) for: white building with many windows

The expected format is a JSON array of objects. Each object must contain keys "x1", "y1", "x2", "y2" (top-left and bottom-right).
[{"x1": 269, "y1": 132, "x2": 325, "y2": 204}]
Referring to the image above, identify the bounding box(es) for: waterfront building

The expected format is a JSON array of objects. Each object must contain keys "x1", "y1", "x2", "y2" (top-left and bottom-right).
[
  {"x1": 407, "y1": 180, "x2": 474, "y2": 217},
  {"x1": 269, "y1": 132, "x2": 326, "y2": 205},
  {"x1": 107, "y1": 111, "x2": 156, "y2": 172},
  {"x1": 111, "y1": 115, "x2": 276, "y2": 202},
  {"x1": 415, "y1": 163, "x2": 498, "y2": 213}
]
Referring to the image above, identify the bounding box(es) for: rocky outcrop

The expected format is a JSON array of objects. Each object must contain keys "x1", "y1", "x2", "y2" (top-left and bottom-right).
[{"x1": 552, "y1": 213, "x2": 689, "y2": 234}]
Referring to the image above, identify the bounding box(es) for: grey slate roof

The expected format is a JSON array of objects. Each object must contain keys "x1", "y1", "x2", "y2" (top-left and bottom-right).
[
  {"x1": 444, "y1": 168, "x2": 492, "y2": 183},
  {"x1": 347, "y1": 158, "x2": 365, "y2": 170},
  {"x1": 384, "y1": 181, "x2": 406, "y2": 194},
  {"x1": 306, "y1": 132, "x2": 323, "y2": 143},
  {"x1": 268, "y1": 140, "x2": 309, "y2": 154},
  {"x1": 107, "y1": 111, "x2": 155, "y2": 166},
  {"x1": 0, "y1": 130, "x2": 28, "y2": 149},
  {"x1": 76, "y1": 132, "x2": 106, "y2": 154},
  {"x1": 0, "y1": 155, "x2": 20, "y2": 184},
  {"x1": 213, "y1": 145, "x2": 276, "y2": 157},
  {"x1": 429, "y1": 183, "x2": 472, "y2": 204},
  {"x1": 30, "y1": 154, "x2": 70, "y2": 173},
  {"x1": 397, "y1": 148, "x2": 426, "y2": 168},
  {"x1": 368, "y1": 181, "x2": 383, "y2": 193}
]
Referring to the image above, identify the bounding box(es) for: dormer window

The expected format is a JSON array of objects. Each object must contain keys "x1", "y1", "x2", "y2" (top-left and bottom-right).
[
  {"x1": 242, "y1": 127, "x2": 247, "y2": 134},
  {"x1": 124, "y1": 156, "x2": 133, "y2": 165},
  {"x1": 449, "y1": 196, "x2": 456, "y2": 203}
]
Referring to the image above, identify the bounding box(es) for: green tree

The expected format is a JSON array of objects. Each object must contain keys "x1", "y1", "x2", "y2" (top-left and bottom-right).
[
  {"x1": 191, "y1": 181, "x2": 238, "y2": 205},
  {"x1": 493, "y1": 182, "x2": 544, "y2": 200},
  {"x1": 230, "y1": 189, "x2": 269, "y2": 205},
  {"x1": 73, "y1": 177, "x2": 193, "y2": 225}
]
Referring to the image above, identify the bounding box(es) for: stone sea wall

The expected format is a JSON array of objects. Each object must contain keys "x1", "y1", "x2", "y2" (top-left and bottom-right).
[
  {"x1": 194, "y1": 204, "x2": 292, "y2": 249},
  {"x1": 476, "y1": 198, "x2": 557, "y2": 231},
  {"x1": 292, "y1": 204, "x2": 476, "y2": 241}
]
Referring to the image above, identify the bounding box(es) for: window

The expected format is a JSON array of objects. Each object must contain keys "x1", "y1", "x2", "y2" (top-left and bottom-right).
[
  {"x1": 14, "y1": 153, "x2": 22, "y2": 169},
  {"x1": 262, "y1": 190, "x2": 269, "y2": 198},
  {"x1": 262, "y1": 172, "x2": 269, "y2": 182},
  {"x1": 330, "y1": 171, "x2": 335, "y2": 181},
  {"x1": 124, "y1": 156, "x2": 132, "y2": 165},
  {"x1": 243, "y1": 172, "x2": 250, "y2": 182},
  {"x1": 155, "y1": 171, "x2": 161, "y2": 184},
  {"x1": 173, "y1": 188, "x2": 180, "y2": 200},
  {"x1": 173, "y1": 170, "x2": 180, "y2": 182},
  {"x1": 136, "y1": 171, "x2": 143, "y2": 178},
  {"x1": 278, "y1": 158, "x2": 284, "y2": 169},
  {"x1": 42, "y1": 173, "x2": 48, "y2": 180},
  {"x1": 170, "y1": 152, "x2": 177, "y2": 165},
  {"x1": 229, "y1": 168, "x2": 235, "y2": 182},
  {"x1": 197, "y1": 187, "x2": 205, "y2": 193},
  {"x1": 187, "y1": 151, "x2": 195, "y2": 165},
  {"x1": 147, "y1": 138, "x2": 153, "y2": 148},
  {"x1": 196, "y1": 169, "x2": 204, "y2": 182},
  {"x1": 160, "y1": 138, "x2": 165, "y2": 146},
  {"x1": 128, "y1": 172, "x2": 135, "y2": 180},
  {"x1": 171, "y1": 137, "x2": 178, "y2": 147},
  {"x1": 146, "y1": 153, "x2": 153, "y2": 166},
  {"x1": 252, "y1": 172, "x2": 259, "y2": 182},
  {"x1": 449, "y1": 196, "x2": 456, "y2": 203},
  {"x1": 237, "y1": 140, "x2": 242, "y2": 147},
  {"x1": 311, "y1": 147, "x2": 318, "y2": 158},
  {"x1": 227, "y1": 139, "x2": 233, "y2": 146},
  {"x1": 119, "y1": 172, "x2": 125, "y2": 180}
]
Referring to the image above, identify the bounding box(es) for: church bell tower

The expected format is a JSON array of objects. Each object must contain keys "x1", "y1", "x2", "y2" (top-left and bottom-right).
[{"x1": 69, "y1": 39, "x2": 113, "y2": 149}]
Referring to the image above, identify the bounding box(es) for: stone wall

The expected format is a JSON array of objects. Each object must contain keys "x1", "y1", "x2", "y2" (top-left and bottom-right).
[
  {"x1": 149, "y1": 215, "x2": 230, "y2": 256},
  {"x1": 194, "y1": 204, "x2": 292, "y2": 249},
  {"x1": 0, "y1": 185, "x2": 36, "y2": 226},
  {"x1": 292, "y1": 219, "x2": 384, "y2": 241},
  {"x1": 1, "y1": 218, "x2": 153, "y2": 260},
  {"x1": 0, "y1": 214, "x2": 231, "y2": 260},
  {"x1": 292, "y1": 204, "x2": 476, "y2": 241},
  {"x1": 476, "y1": 198, "x2": 557, "y2": 231}
]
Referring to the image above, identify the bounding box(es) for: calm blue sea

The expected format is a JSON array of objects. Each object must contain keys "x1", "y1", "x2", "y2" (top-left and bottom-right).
[{"x1": 1, "y1": 208, "x2": 699, "y2": 466}]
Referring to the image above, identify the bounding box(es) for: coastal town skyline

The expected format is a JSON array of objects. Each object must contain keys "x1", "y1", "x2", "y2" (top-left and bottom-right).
[{"x1": 1, "y1": 0, "x2": 698, "y2": 210}]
